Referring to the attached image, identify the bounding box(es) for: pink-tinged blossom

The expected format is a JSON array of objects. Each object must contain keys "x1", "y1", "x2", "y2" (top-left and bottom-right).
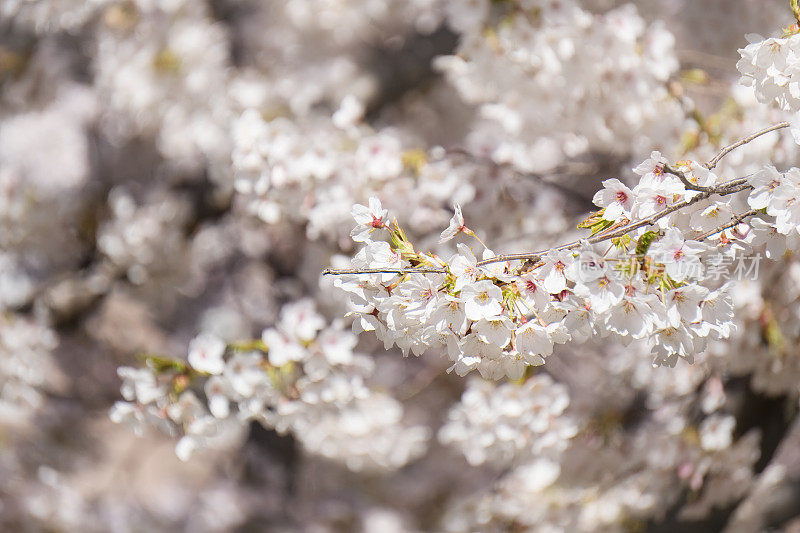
[
  {"x1": 538, "y1": 250, "x2": 574, "y2": 294},
  {"x1": 515, "y1": 272, "x2": 550, "y2": 311},
  {"x1": 592, "y1": 178, "x2": 635, "y2": 222},
  {"x1": 350, "y1": 197, "x2": 389, "y2": 242},
  {"x1": 633, "y1": 178, "x2": 685, "y2": 219},
  {"x1": 633, "y1": 150, "x2": 669, "y2": 182},
  {"x1": 440, "y1": 204, "x2": 466, "y2": 243},
  {"x1": 648, "y1": 228, "x2": 711, "y2": 282}
]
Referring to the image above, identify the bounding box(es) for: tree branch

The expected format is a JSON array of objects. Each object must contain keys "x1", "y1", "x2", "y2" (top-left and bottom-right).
[
  {"x1": 695, "y1": 209, "x2": 759, "y2": 242},
  {"x1": 325, "y1": 121, "x2": 788, "y2": 277},
  {"x1": 705, "y1": 121, "x2": 790, "y2": 170},
  {"x1": 323, "y1": 267, "x2": 446, "y2": 275},
  {"x1": 664, "y1": 164, "x2": 715, "y2": 193}
]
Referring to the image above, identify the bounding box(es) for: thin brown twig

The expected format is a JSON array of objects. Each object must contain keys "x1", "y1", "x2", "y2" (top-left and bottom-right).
[
  {"x1": 696, "y1": 209, "x2": 759, "y2": 242},
  {"x1": 663, "y1": 164, "x2": 715, "y2": 193},
  {"x1": 322, "y1": 267, "x2": 446, "y2": 275},
  {"x1": 705, "y1": 121, "x2": 789, "y2": 170}
]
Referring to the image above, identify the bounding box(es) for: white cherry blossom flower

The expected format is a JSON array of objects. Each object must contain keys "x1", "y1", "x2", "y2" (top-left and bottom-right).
[
  {"x1": 648, "y1": 228, "x2": 711, "y2": 282},
  {"x1": 633, "y1": 179, "x2": 685, "y2": 219},
  {"x1": 515, "y1": 272, "x2": 550, "y2": 311},
  {"x1": 431, "y1": 296, "x2": 469, "y2": 336},
  {"x1": 699, "y1": 415, "x2": 736, "y2": 451},
  {"x1": 538, "y1": 250, "x2": 574, "y2": 294},
  {"x1": 689, "y1": 202, "x2": 734, "y2": 234},
  {"x1": 748, "y1": 217, "x2": 785, "y2": 259},
  {"x1": 118, "y1": 367, "x2": 166, "y2": 405},
  {"x1": 515, "y1": 321, "x2": 554, "y2": 358},
  {"x1": 592, "y1": 178, "x2": 635, "y2": 222},
  {"x1": 450, "y1": 243, "x2": 482, "y2": 292},
  {"x1": 461, "y1": 280, "x2": 503, "y2": 321},
  {"x1": 332, "y1": 95, "x2": 364, "y2": 129},
  {"x1": 262, "y1": 328, "x2": 306, "y2": 367},
  {"x1": 224, "y1": 352, "x2": 265, "y2": 398},
  {"x1": 188, "y1": 333, "x2": 226, "y2": 375},
  {"x1": 665, "y1": 284, "x2": 709, "y2": 326},
  {"x1": 766, "y1": 168, "x2": 800, "y2": 234},
  {"x1": 205, "y1": 376, "x2": 233, "y2": 418},
  {"x1": 350, "y1": 197, "x2": 389, "y2": 242},
  {"x1": 606, "y1": 285, "x2": 664, "y2": 339},
  {"x1": 474, "y1": 316, "x2": 514, "y2": 348},
  {"x1": 440, "y1": 204, "x2": 466, "y2": 243},
  {"x1": 747, "y1": 165, "x2": 783, "y2": 210}
]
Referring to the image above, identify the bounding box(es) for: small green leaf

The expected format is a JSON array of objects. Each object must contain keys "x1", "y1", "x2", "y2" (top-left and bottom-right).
[{"x1": 635, "y1": 231, "x2": 659, "y2": 258}]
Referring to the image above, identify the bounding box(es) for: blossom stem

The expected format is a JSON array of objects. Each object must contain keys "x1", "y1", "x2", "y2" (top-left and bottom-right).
[{"x1": 695, "y1": 209, "x2": 760, "y2": 241}]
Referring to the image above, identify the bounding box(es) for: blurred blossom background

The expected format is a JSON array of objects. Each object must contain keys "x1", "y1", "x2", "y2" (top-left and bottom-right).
[{"x1": 3, "y1": 0, "x2": 800, "y2": 531}]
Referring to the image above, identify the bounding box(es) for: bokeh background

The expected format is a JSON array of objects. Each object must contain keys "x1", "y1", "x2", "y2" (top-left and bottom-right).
[{"x1": 2, "y1": 0, "x2": 800, "y2": 531}]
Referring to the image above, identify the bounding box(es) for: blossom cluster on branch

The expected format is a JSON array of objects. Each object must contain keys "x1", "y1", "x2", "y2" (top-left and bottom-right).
[
  {"x1": 112, "y1": 299, "x2": 429, "y2": 470},
  {"x1": 328, "y1": 136, "x2": 800, "y2": 375}
]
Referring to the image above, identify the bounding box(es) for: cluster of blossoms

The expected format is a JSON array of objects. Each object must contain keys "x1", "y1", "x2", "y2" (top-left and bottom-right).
[
  {"x1": 738, "y1": 27, "x2": 800, "y2": 115},
  {"x1": 435, "y1": 0, "x2": 684, "y2": 174},
  {"x1": 111, "y1": 300, "x2": 429, "y2": 471},
  {"x1": 333, "y1": 156, "x2": 748, "y2": 378},
  {"x1": 438, "y1": 375, "x2": 577, "y2": 467},
  {"x1": 432, "y1": 348, "x2": 762, "y2": 531},
  {"x1": 232, "y1": 110, "x2": 475, "y2": 243},
  {"x1": 442, "y1": 418, "x2": 760, "y2": 533}
]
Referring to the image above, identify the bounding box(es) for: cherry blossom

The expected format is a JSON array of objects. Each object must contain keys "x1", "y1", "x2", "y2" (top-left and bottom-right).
[{"x1": 188, "y1": 333, "x2": 226, "y2": 375}]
